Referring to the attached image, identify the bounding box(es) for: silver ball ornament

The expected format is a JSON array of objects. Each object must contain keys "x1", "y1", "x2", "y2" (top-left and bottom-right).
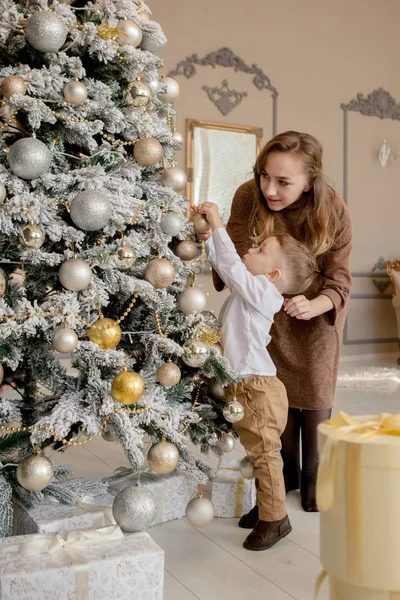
[
  {"x1": 116, "y1": 244, "x2": 136, "y2": 269},
  {"x1": 172, "y1": 131, "x2": 184, "y2": 145},
  {"x1": 218, "y1": 433, "x2": 235, "y2": 453},
  {"x1": 64, "y1": 81, "x2": 88, "y2": 105},
  {"x1": 182, "y1": 339, "x2": 210, "y2": 368},
  {"x1": 133, "y1": 137, "x2": 163, "y2": 166},
  {"x1": 185, "y1": 496, "x2": 214, "y2": 527},
  {"x1": 117, "y1": 19, "x2": 143, "y2": 47},
  {"x1": 201, "y1": 310, "x2": 218, "y2": 326},
  {"x1": 175, "y1": 240, "x2": 198, "y2": 261},
  {"x1": 239, "y1": 456, "x2": 255, "y2": 480},
  {"x1": 58, "y1": 258, "x2": 92, "y2": 292},
  {"x1": 157, "y1": 361, "x2": 181, "y2": 387},
  {"x1": 0, "y1": 182, "x2": 6, "y2": 203},
  {"x1": 160, "y1": 212, "x2": 183, "y2": 237},
  {"x1": 178, "y1": 287, "x2": 207, "y2": 314},
  {"x1": 112, "y1": 485, "x2": 156, "y2": 532},
  {"x1": 52, "y1": 327, "x2": 78, "y2": 353},
  {"x1": 158, "y1": 77, "x2": 180, "y2": 103},
  {"x1": 161, "y1": 167, "x2": 187, "y2": 192},
  {"x1": 19, "y1": 224, "x2": 45, "y2": 249},
  {"x1": 209, "y1": 377, "x2": 225, "y2": 399},
  {"x1": 8, "y1": 138, "x2": 52, "y2": 180},
  {"x1": 102, "y1": 427, "x2": 118, "y2": 442},
  {"x1": 208, "y1": 432, "x2": 219, "y2": 446},
  {"x1": 17, "y1": 454, "x2": 54, "y2": 491},
  {"x1": 193, "y1": 213, "x2": 211, "y2": 234},
  {"x1": 147, "y1": 439, "x2": 180, "y2": 474},
  {"x1": 145, "y1": 258, "x2": 176, "y2": 288},
  {"x1": 26, "y1": 12, "x2": 68, "y2": 53},
  {"x1": 70, "y1": 191, "x2": 111, "y2": 231},
  {"x1": 125, "y1": 81, "x2": 152, "y2": 108},
  {"x1": 223, "y1": 400, "x2": 245, "y2": 423},
  {"x1": 0, "y1": 267, "x2": 7, "y2": 299}
]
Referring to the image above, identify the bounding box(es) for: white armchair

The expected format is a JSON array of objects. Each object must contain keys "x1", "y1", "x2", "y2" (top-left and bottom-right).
[{"x1": 386, "y1": 260, "x2": 400, "y2": 365}]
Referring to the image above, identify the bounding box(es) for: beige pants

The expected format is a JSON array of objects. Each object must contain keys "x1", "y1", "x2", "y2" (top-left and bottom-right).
[{"x1": 226, "y1": 375, "x2": 288, "y2": 521}]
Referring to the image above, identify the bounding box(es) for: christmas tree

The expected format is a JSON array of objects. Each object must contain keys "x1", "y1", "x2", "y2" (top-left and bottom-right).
[{"x1": 0, "y1": 0, "x2": 237, "y2": 535}]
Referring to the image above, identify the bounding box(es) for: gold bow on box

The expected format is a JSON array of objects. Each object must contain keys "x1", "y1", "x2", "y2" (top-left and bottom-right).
[{"x1": 316, "y1": 411, "x2": 400, "y2": 591}]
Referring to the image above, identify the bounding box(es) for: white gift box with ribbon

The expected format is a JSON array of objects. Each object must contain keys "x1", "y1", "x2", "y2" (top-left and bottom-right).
[
  {"x1": 211, "y1": 456, "x2": 256, "y2": 518},
  {"x1": 0, "y1": 526, "x2": 164, "y2": 600}
]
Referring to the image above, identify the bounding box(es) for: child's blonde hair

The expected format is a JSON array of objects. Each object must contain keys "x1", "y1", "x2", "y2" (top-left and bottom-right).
[
  {"x1": 252, "y1": 131, "x2": 339, "y2": 257},
  {"x1": 270, "y1": 233, "x2": 318, "y2": 295}
]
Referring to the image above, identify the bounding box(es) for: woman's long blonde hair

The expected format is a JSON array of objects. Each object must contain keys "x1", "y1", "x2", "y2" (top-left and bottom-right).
[{"x1": 252, "y1": 131, "x2": 338, "y2": 256}]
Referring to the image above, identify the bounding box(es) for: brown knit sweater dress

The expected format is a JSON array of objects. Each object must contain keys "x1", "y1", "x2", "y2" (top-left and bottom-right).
[{"x1": 213, "y1": 180, "x2": 353, "y2": 411}]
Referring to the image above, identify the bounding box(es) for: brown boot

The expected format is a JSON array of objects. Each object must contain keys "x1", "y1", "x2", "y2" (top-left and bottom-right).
[
  {"x1": 238, "y1": 505, "x2": 259, "y2": 529},
  {"x1": 243, "y1": 516, "x2": 292, "y2": 551}
]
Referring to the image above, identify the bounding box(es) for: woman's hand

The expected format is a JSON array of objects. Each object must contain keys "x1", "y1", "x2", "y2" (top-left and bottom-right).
[{"x1": 284, "y1": 296, "x2": 313, "y2": 320}]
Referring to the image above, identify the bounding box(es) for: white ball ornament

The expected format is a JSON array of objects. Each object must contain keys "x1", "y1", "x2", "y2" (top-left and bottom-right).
[
  {"x1": 147, "y1": 439, "x2": 180, "y2": 474},
  {"x1": 64, "y1": 81, "x2": 88, "y2": 105},
  {"x1": 217, "y1": 433, "x2": 235, "y2": 453},
  {"x1": 117, "y1": 19, "x2": 143, "y2": 47},
  {"x1": 52, "y1": 328, "x2": 78, "y2": 353},
  {"x1": 158, "y1": 77, "x2": 180, "y2": 103},
  {"x1": 17, "y1": 454, "x2": 54, "y2": 492},
  {"x1": 8, "y1": 138, "x2": 52, "y2": 180},
  {"x1": 172, "y1": 131, "x2": 184, "y2": 145},
  {"x1": 58, "y1": 258, "x2": 92, "y2": 292},
  {"x1": 239, "y1": 456, "x2": 255, "y2": 480},
  {"x1": 178, "y1": 287, "x2": 207, "y2": 314},
  {"x1": 26, "y1": 11, "x2": 68, "y2": 53},
  {"x1": 193, "y1": 213, "x2": 210, "y2": 234},
  {"x1": 160, "y1": 167, "x2": 187, "y2": 192},
  {"x1": 185, "y1": 495, "x2": 214, "y2": 527}
]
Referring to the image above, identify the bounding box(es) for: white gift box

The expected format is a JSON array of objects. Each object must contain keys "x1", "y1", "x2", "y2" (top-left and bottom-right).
[
  {"x1": 0, "y1": 526, "x2": 164, "y2": 600},
  {"x1": 104, "y1": 470, "x2": 199, "y2": 525},
  {"x1": 211, "y1": 456, "x2": 256, "y2": 518},
  {"x1": 13, "y1": 492, "x2": 116, "y2": 536}
]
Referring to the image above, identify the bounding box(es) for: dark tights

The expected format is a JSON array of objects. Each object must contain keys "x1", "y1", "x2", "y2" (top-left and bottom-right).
[{"x1": 280, "y1": 408, "x2": 331, "y2": 512}]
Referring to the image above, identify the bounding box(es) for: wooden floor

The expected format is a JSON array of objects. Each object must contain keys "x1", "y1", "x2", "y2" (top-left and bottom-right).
[{"x1": 46, "y1": 356, "x2": 400, "y2": 600}]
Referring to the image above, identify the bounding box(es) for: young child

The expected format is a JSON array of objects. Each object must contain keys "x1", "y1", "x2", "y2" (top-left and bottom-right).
[{"x1": 193, "y1": 201, "x2": 318, "y2": 551}]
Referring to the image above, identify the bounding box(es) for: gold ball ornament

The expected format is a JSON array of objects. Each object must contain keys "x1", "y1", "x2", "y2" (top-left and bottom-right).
[
  {"x1": 0, "y1": 363, "x2": 3, "y2": 385},
  {"x1": 133, "y1": 137, "x2": 163, "y2": 167},
  {"x1": 193, "y1": 213, "x2": 211, "y2": 235},
  {"x1": 17, "y1": 454, "x2": 54, "y2": 491},
  {"x1": 124, "y1": 81, "x2": 152, "y2": 108},
  {"x1": 117, "y1": 19, "x2": 143, "y2": 47},
  {"x1": 19, "y1": 223, "x2": 45, "y2": 249},
  {"x1": 89, "y1": 318, "x2": 122, "y2": 350},
  {"x1": 116, "y1": 244, "x2": 136, "y2": 268},
  {"x1": 147, "y1": 439, "x2": 179, "y2": 474},
  {"x1": 0, "y1": 267, "x2": 7, "y2": 299},
  {"x1": 0, "y1": 75, "x2": 26, "y2": 98},
  {"x1": 156, "y1": 360, "x2": 181, "y2": 387},
  {"x1": 111, "y1": 367, "x2": 145, "y2": 405},
  {"x1": 175, "y1": 240, "x2": 198, "y2": 261},
  {"x1": 145, "y1": 258, "x2": 176, "y2": 289}
]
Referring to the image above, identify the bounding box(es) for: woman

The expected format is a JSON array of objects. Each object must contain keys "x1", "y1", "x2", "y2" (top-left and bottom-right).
[{"x1": 211, "y1": 131, "x2": 352, "y2": 513}]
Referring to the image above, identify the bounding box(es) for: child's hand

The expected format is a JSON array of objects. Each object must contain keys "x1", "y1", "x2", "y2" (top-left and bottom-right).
[
  {"x1": 190, "y1": 205, "x2": 212, "y2": 240},
  {"x1": 197, "y1": 202, "x2": 224, "y2": 231}
]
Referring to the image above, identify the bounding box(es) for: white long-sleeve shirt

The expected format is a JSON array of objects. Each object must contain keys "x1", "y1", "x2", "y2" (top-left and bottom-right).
[{"x1": 206, "y1": 228, "x2": 283, "y2": 378}]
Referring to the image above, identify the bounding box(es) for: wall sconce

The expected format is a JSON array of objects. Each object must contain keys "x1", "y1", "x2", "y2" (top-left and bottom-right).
[{"x1": 378, "y1": 139, "x2": 391, "y2": 168}]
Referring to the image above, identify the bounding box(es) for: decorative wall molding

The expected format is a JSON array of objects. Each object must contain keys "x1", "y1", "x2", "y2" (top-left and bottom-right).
[
  {"x1": 168, "y1": 47, "x2": 278, "y2": 134},
  {"x1": 342, "y1": 91, "x2": 399, "y2": 345},
  {"x1": 202, "y1": 80, "x2": 247, "y2": 116}
]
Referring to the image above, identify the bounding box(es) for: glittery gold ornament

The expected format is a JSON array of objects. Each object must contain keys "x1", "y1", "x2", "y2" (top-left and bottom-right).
[
  {"x1": 17, "y1": 454, "x2": 54, "y2": 491},
  {"x1": 0, "y1": 363, "x2": 3, "y2": 385},
  {"x1": 111, "y1": 366, "x2": 145, "y2": 404},
  {"x1": 133, "y1": 137, "x2": 163, "y2": 166},
  {"x1": 0, "y1": 267, "x2": 7, "y2": 299},
  {"x1": 156, "y1": 360, "x2": 181, "y2": 387},
  {"x1": 147, "y1": 438, "x2": 179, "y2": 474},
  {"x1": 0, "y1": 75, "x2": 26, "y2": 99},
  {"x1": 89, "y1": 318, "x2": 122, "y2": 350},
  {"x1": 116, "y1": 244, "x2": 136, "y2": 268},
  {"x1": 19, "y1": 223, "x2": 45, "y2": 249},
  {"x1": 175, "y1": 240, "x2": 197, "y2": 261},
  {"x1": 198, "y1": 327, "x2": 222, "y2": 348},
  {"x1": 145, "y1": 258, "x2": 176, "y2": 289},
  {"x1": 124, "y1": 80, "x2": 152, "y2": 108},
  {"x1": 193, "y1": 213, "x2": 211, "y2": 234}
]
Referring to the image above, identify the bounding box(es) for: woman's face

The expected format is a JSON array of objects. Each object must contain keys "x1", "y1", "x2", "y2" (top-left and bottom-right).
[{"x1": 260, "y1": 152, "x2": 311, "y2": 211}]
